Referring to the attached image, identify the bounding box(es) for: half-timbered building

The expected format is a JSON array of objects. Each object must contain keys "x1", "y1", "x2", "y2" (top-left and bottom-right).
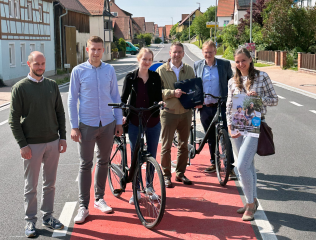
[{"x1": 0, "y1": 0, "x2": 55, "y2": 85}]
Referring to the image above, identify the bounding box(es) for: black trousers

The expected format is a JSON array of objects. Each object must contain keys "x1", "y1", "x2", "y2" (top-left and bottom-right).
[{"x1": 200, "y1": 105, "x2": 234, "y2": 168}]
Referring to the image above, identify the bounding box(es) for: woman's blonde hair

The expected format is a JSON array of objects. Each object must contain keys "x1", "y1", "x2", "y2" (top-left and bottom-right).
[{"x1": 137, "y1": 48, "x2": 154, "y2": 61}]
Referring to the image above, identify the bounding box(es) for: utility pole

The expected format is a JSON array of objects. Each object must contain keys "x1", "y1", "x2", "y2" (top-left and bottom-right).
[
  {"x1": 171, "y1": 17, "x2": 173, "y2": 25},
  {"x1": 215, "y1": 0, "x2": 217, "y2": 45},
  {"x1": 250, "y1": 0, "x2": 253, "y2": 43}
]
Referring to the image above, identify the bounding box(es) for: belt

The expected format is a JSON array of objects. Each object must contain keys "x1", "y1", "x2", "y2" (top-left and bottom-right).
[{"x1": 205, "y1": 103, "x2": 218, "y2": 107}]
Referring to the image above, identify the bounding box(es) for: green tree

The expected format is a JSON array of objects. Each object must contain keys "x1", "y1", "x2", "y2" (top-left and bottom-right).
[
  {"x1": 137, "y1": 33, "x2": 153, "y2": 45},
  {"x1": 221, "y1": 24, "x2": 240, "y2": 49},
  {"x1": 117, "y1": 38, "x2": 126, "y2": 52},
  {"x1": 170, "y1": 23, "x2": 178, "y2": 37},
  {"x1": 154, "y1": 37, "x2": 162, "y2": 43},
  {"x1": 191, "y1": 6, "x2": 216, "y2": 43}
]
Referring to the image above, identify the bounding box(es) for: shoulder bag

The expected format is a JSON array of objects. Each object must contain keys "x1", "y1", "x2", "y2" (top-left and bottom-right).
[{"x1": 257, "y1": 122, "x2": 275, "y2": 156}]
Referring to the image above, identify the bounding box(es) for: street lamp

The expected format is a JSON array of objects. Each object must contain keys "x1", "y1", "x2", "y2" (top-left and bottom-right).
[
  {"x1": 250, "y1": 0, "x2": 253, "y2": 43},
  {"x1": 215, "y1": 0, "x2": 217, "y2": 44},
  {"x1": 191, "y1": 2, "x2": 200, "y2": 42}
]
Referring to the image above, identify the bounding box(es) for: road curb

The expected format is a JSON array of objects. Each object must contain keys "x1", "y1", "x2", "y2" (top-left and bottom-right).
[{"x1": 0, "y1": 102, "x2": 10, "y2": 109}]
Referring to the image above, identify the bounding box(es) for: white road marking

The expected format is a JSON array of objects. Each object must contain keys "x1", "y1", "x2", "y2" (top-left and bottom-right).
[
  {"x1": 232, "y1": 153, "x2": 278, "y2": 240},
  {"x1": 0, "y1": 105, "x2": 10, "y2": 112},
  {"x1": 154, "y1": 45, "x2": 164, "y2": 59},
  {"x1": 290, "y1": 101, "x2": 303, "y2": 106},
  {"x1": 0, "y1": 120, "x2": 8, "y2": 126},
  {"x1": 277, "y1": 95, "x2": 285, "y2": 99},
  {"x1": 185, "y1": 51, "x2": 195, "y2": 62},
  {"x1": 309, "y1": 110, "x2": 316, "y2": 114},
  {"x1": 52, "y1": 202, "x2": 77, "y2": 238}
]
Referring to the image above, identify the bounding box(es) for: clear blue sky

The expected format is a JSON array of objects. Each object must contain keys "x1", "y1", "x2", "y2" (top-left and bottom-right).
[{"x1": 115, "y1": 0, "x2": 217, "y2": 26}]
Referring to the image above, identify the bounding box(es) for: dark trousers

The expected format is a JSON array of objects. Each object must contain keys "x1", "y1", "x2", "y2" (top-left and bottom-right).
[{"x1": 200, "y1": 105, "x2": 234, "y2": 167}]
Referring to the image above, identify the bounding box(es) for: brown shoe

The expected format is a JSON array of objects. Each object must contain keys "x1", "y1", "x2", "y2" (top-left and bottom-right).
[
  {"x1": 229, "y1": 169, "x2": 237, "y2": 180},
  {"x1": 204, "y1": 165, "x2": 216, "y2": 173},
  {"x1": 164, "y1": 177, "x2": 173, "y2": 188},
  {"x1": 242, "y1": 206, "x2": 257, "y2": 221},
  {"x1": 175, "y1": 175, "x2": 192, "y2": 185},
  {"x1": 237, "y1": 199, "x2": 259, "y2": 214}
]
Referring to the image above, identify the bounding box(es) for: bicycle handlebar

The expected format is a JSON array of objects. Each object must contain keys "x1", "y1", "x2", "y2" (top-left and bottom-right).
[
  {"x1": 204, "y1": 93, "x2": 227, "y2": 100},
  {"x1": 108, "y1": 102, "x2": 168, "y2": 112}
]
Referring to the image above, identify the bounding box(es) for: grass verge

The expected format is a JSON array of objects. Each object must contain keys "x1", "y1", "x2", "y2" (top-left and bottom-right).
[
  {"x1": 254, "y1": 62, "x2": 272, "y2": 67},
  {"x1": 56, "y1": 77, "x2": 70, "y2": 85}
]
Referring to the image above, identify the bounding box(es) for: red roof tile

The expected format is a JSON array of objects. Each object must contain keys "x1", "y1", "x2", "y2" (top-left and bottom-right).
[
  {"x1": 217, "y1": 0, "x2": 235, "y2": 17},
  {"x1": 78, "y1": 0, "x2": 104, "y2": 15},
  {"x1": 179, "y1": 8, "x2": 200, "y2": 26},
  {"x1": 58, "y1": 0, "x2": 90, "y2": 15}
]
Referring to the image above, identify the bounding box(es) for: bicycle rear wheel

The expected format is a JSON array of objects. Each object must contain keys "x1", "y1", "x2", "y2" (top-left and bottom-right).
[
  {"x1": 215, "y1": 129, "x2": 232, "y2": 186},
  {"x1": 133, "y1": 156, "x2": 166, "y2": 229},
  {"x1": 108, "y1": 137, "x2": 125, "y2": 197}
]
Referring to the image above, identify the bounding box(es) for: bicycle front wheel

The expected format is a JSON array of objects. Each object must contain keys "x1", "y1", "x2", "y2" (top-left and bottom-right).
[
  {"x1": 133, "y1": 156, "x2": 166, "y2": 229},
  {"x1": 215, "y1": 129, "x2": 232, "y2": 186},
  {"x1": 108, "y1": 138, "x2": 125, "y2": 197}
]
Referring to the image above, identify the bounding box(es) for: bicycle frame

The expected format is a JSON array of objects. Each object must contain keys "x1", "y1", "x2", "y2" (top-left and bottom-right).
[{"x1": 189, "y1": 99, "x2": 225, "y2": 160}]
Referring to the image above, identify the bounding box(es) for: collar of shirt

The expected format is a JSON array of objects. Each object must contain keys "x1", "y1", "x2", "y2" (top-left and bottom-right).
[
  {"x1": 27, "y1": 74, "x2": 44, "y2": 83},
  {"x1": 85, "y1": 60, "x2": 104, "y2": 69},
  {"x1": 204, "y1": 59, "x2": 217, "y2": 68},
  {"x1": 169, "y1": 61, "x2": 183, "y2": 71}
]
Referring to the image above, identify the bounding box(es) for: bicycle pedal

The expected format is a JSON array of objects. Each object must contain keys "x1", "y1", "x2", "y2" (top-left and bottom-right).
[
  {"x1": 125, "y1": 166, "x2": 130, "y2": 171},
  {"x1": 114, "y1": 189, "x2": 123, "y2": 194}
]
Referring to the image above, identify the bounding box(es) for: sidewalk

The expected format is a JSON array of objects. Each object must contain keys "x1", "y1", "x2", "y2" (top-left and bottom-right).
[{"x1": 184, "y1": 43, "x2": 316, "y2": 95}]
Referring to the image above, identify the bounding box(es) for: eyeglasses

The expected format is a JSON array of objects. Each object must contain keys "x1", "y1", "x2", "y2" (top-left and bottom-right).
[{"x1": 203, "y1": 51, "x2": 216, "y2": 54}]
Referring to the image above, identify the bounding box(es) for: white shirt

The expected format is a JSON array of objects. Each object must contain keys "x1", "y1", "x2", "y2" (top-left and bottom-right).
[
  {"x1": 27, "y1": 74, "x2": 44, "y2": 83},
  {"x1": 169, "y1": 61, "x2": 183, "y2": 81}
]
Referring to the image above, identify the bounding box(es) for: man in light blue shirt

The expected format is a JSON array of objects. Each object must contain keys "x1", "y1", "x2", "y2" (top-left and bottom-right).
[
  {"x1": 194, "y1": 40, "x2": 235, "y2": 179},
  {"x1": 68, "y1": 36, "x2": 123, "y2": 224}
]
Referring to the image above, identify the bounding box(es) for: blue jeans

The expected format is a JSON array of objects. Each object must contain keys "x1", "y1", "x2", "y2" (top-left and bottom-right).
[
  {"x1": 128, "y1": 122, "x2": 161, "y2": 187},
  {"x1": 231, "y1": 135, "x2": 258, "y2": 204}
]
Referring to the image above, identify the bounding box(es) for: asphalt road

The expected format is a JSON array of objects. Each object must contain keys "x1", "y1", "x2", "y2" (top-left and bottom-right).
[{"x1": 0, "y1": 44, "x2": 316, "y2": 239}]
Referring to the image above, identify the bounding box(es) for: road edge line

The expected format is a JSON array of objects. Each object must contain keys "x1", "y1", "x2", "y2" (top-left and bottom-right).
[
  {"x1": 52, "y1": 201, "x2": 77, "y2": 238},
  {"x1": 233, "y1": 152, "x2": 278, "y2": 240}
]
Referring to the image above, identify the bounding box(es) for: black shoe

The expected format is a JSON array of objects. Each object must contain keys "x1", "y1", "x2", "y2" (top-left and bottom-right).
[
  {"x1": 175, "y1": 175, "x2": 192, "y2": 185},
  {"x1": 164, "y1": 177, "x2": 173, "y2": 188},
  {"x1": 204, "y1": 165, "x2": 216, "y2": 173}
]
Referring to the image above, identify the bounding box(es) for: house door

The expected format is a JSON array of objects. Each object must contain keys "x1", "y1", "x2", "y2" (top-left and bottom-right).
[{"x1": 64, "y1": 26, "x2": 77, "y2": 70}]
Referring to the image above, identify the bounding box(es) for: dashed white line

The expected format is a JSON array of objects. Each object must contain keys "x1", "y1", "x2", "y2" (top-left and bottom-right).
[
  {"x1": 0, "y1": 105, "x2": 10, "y2": 112},
  {"x1": 289, "y1": 101, "x2": 303, "y2": 107},
  {"x1": 277, "y1": 95, "x2": 285, "y2": 99},
  {"x1": 0, "y1": 120, "x2": 8, "y2": 126},
  {"x1": 52, "y1": 202, "x2": 77, "y2": 238},
  {"x1": 309, "y1": 110, "x2": 316, "y2": 114},
  {"x1": 185, "y1": 51, "x2": 195, "y2": 62}
]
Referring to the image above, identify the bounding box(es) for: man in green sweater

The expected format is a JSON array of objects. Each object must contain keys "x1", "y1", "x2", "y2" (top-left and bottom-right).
[{"x1": 9, "y1": 51, "x2": 67, "y2": 238}]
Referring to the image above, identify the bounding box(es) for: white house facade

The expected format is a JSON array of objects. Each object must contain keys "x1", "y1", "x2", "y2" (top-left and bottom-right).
[
  {"x1": 218, "y1": 17, "x2": 232, "y2": 27},
  {"x1": 0, "y1": 0, "x2": 55, "y2": 86}
]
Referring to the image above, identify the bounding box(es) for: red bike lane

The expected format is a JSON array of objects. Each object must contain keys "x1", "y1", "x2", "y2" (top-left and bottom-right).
[{"x1": 70, "y1": 144, "x2": 257, "y2": 240}]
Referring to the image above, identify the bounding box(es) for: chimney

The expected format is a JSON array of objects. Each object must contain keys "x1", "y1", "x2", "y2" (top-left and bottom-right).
[{"x1": 182, "y1": 14, "x2": 189, "y2": 21}]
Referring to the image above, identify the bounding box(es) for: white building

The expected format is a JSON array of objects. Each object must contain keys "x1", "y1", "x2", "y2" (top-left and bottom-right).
[
  {"x1": 217, "y1": 0, "x2": 234, "y2": 28},
  {"x1": 0, "y1": 0, "x2": 55, "y2": 86},
  {"x1": 295, "y1": 0, "x2": 316, "y2": 7}
]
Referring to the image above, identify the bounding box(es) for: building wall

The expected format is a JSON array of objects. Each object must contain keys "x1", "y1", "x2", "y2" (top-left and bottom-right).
[
  {"x1": 76, "y1": 31, "x2": 90, "y2": 64},
  {"x1": 218, "y1": 16, "x2": 231, "y2": 27},
  {"x1": 0, "y1": 0, "x2": 55, "y2": 85},
  {"x1": 234, "y1": 10, "x2": 246, "y2": 25}
]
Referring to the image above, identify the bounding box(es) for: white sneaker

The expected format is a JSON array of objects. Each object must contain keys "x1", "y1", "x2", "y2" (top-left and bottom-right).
[
  {"x1": 146, "y1": 187, "x2": 159, "y2": 201},
  {"x1": 129, "y1": 191, "x2": 141, "y2": 205},
  {"x1": 94, "y1": 199, "x2": 113, "y2": 213},
  {"x1": 74, "y1": 207, "x2": 89, "y2": 224}
]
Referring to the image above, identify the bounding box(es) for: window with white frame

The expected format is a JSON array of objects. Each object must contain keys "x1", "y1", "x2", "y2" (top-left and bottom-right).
[
  {"x1": 111, "y1": 12, "x2": 118, "y2": 17},
  {"x1": 20, "y1": 43, "x2": 26, "y2": 64},
  {"x1": 15, "y1": 0, "x2": 20, "y2": 19},
  {"x1": 9, "y1": 0, "x2": 15, "y2": 18},
  {"x1": 9, "y1": 44, "x2": 16, "y2": 67},
  {"x1": 27, "y1": 2, "x2": 32, "y2": 21},
  {"x1": 224, "y1": 20, "x2": 229, "y2": 26},
  {"x1": 40, "y1": 43, "x2": 44, "y2": 55},
  {"x1": 39, "y1": 5, "x2": 43, "y2": 22},
  {"x1": 30, "y1": 43, "x2": 35, "y2": 53}
]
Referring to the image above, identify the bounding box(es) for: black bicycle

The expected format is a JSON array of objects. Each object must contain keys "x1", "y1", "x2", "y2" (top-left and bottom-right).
[
  {"x1": 170, "y1": 94, "x2": 233, "y2": 186},
  {"x1": 108, "y1": 102, "x2": 166, "y2": 229}
]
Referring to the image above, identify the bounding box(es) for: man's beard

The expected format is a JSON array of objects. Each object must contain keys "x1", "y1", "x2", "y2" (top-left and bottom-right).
[{"x1": 31, "y1": 68, "x2": 45, "y2": 77}]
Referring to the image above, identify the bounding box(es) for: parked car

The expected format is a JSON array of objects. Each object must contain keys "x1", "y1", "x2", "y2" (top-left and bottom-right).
[{"x1": 126, "y1": 42, "x2": 139, "y2": 55}]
